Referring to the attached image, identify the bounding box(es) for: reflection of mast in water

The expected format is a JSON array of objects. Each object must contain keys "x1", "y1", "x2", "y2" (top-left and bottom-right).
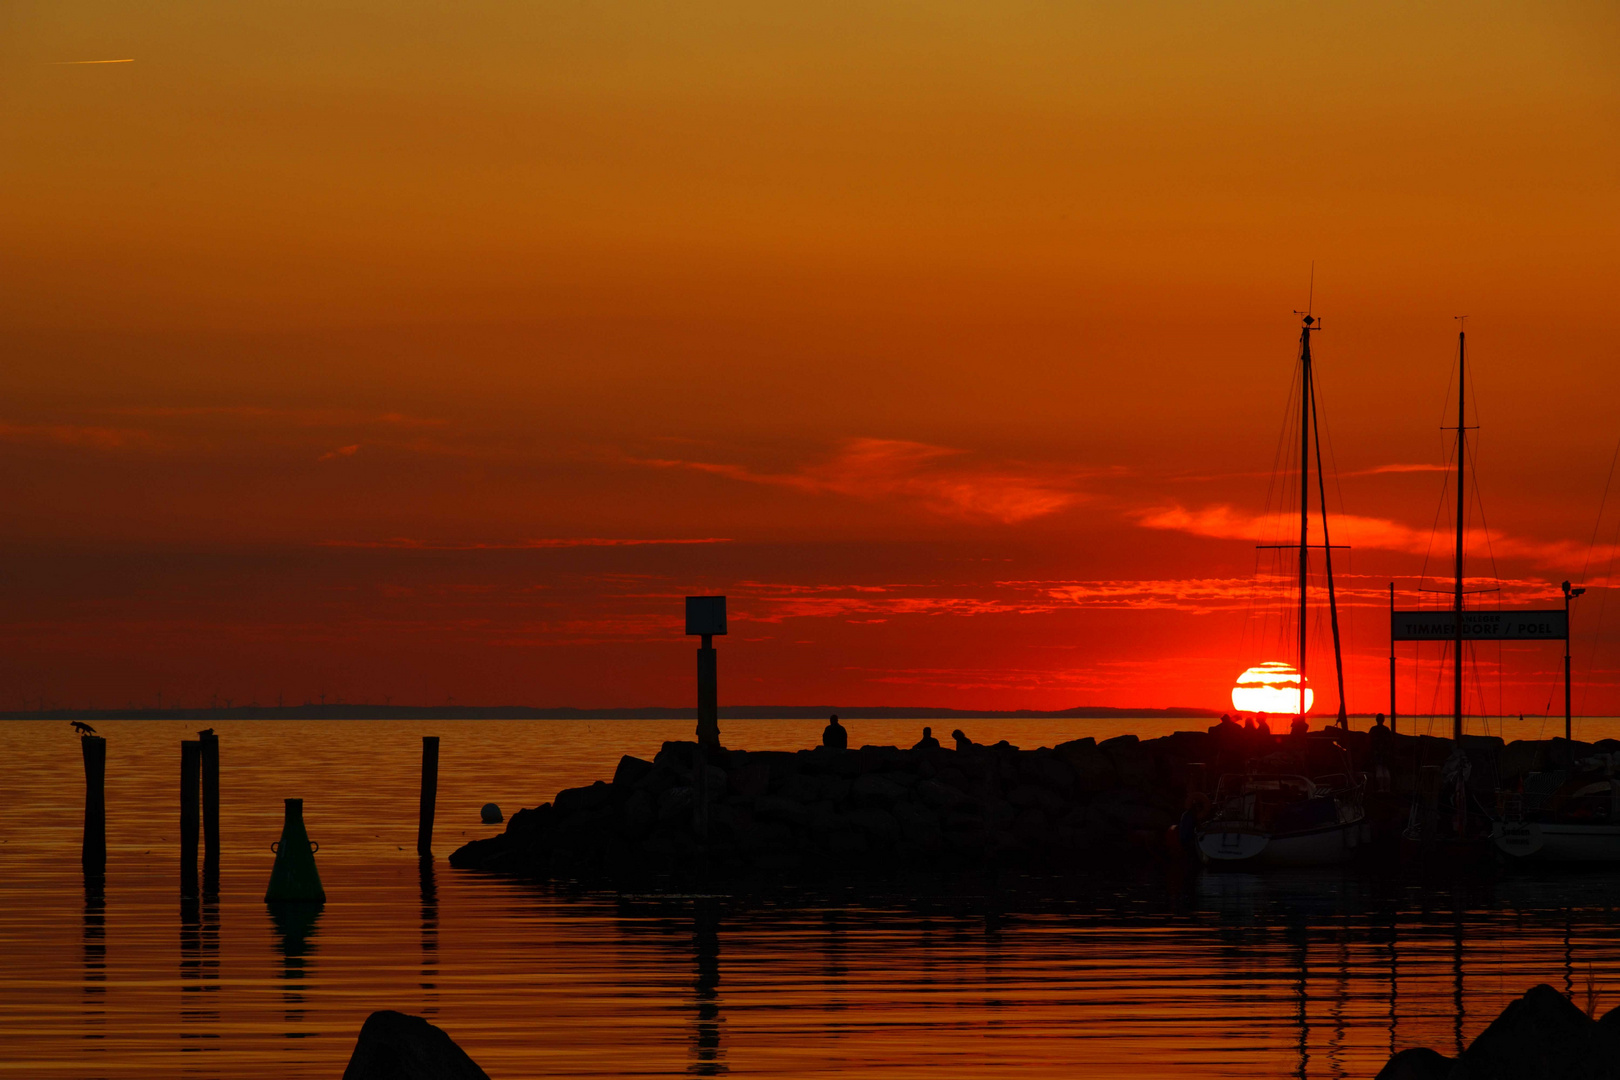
[
  {"x1": 690, "y1": 898, "x2": 725, "y2": 1075},
  {"x1": 180, "y1": 897, "x2": 221, "y2": 1051},
  {"x1": 1328, "y1": 930, "x2": 1349, "y2": 1075},
  {"x1": 1385, "y1": 908, "x2": 1399, "y2": 1060},
  {"x1": 420, "y1": 857, "x2": 439, "y2": 1016},
  {"x1": 1452, "y1": 901, "x2": 1466, "y2": 1057},
  {"x1": 269, "y1": 902, "x2": 323, "y2": 1038},
  {"x1": 82, "y1": 882, "x2": 106, "y2": 1063},
  {"x1": 1287, "y1": 916, "x2": 1310, "y2": 1080}
]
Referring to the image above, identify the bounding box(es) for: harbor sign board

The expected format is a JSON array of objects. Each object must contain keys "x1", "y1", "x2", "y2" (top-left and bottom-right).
[{"x1": 1391, "y1": 609, "x2": 1567, "y2": 641}]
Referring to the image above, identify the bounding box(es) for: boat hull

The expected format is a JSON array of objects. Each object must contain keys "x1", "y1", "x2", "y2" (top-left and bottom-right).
[
  {"x1": 1492, "y1": 820, "x2": 1620, "y2": 863},
  {"x1": 1198, "y1": 819, "x2": 1366, "y2": 868}
]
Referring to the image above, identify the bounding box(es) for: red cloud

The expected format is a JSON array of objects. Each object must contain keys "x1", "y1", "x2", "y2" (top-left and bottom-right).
[
  {"x1": 320, "y1": 537, "x2": 732, "y2": 550},
  {"x1": 637, "y1": 437, "x2": 1086, "y2": 524}
]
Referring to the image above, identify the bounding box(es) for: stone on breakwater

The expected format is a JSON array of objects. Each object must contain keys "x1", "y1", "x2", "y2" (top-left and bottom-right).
[{"x1": 342, "y1": 1010, "x2": 490, "y2": 1080}]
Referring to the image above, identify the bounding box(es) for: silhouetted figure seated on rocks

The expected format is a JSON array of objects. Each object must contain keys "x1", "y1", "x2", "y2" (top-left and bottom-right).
[
  {"x1": 822, "y1": 714, "x2": 847, "y2": 750},
  {"x1": 1210, "y1": 713, "x2": 1241, "y2": 736},
  {"x1": 1255, "y1": 713, "x2": 1272, "y2": 736},
  {"x1": 951, "y1": 728, "x2": 977, "y2": 751},
  {"x1": 912, "y1": 726, "x2": 941, "y2": 751},
  {"x1": 1242, "y1": 716, "x2": 1256, "y2": 733},
  {"x1": 1289, "y1": 716, "x2": 1308, "y2": 737}
]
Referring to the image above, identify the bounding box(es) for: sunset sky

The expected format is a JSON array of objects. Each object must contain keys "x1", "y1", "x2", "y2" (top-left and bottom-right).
[{"x1": 3, "y1": 2, "x2": 1618, "y2": 716}]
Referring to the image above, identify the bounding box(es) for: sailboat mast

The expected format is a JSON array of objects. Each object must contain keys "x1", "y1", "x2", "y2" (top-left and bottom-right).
[
  {"x1": 1299, "y1": 318, "x2": 1313, "y2": 726},
  {"x1": 1453, "y1": 330, "x2": 1466, "y2": 744},
  {"x1": 1311, "y1": 383, "x2": 1349, "y2": 728}
]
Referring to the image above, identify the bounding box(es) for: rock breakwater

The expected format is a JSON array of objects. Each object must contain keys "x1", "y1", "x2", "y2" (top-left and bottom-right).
[{"x1": 448, "y1": 728, "x2": 1620, "y2": 879}]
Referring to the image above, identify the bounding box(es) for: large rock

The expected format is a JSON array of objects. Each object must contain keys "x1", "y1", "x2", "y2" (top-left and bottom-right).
[
  {"x1": 1453, "y1": 983, "x2": 1606, "y2": 1079},
  {"x1": 1373, "y1": 1047, "x2": 1452, "y2": 1080},
  {"x1": 342, "y1": 1010, "x2": 489, "y2": 1080},
  {"x1": 612, "y1": 755, "x2": 653, "y2": 787},
  {"x1": 1375, "y1": 984, "x2": 1620, "y2": 1080},
  {"x1": 851, "y1": 774, "x2": 907, "y2": 807}
]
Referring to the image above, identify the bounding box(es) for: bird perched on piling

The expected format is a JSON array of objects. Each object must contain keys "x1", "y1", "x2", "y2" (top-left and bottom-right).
[{"x1": 70, "y1": 720, "x2": 97, "y2": 736}]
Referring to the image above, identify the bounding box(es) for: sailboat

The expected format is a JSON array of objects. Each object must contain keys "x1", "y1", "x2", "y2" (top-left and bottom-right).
[
  {"x1": 1198, "y1": 312, "x2": 1369, "y2": 868},
  {"x1": 1396, "y1": 325, "x2": 1488, "y2": 854},
  {"x1": 1396, "y1": 326, "x2": 1611, "y2": 862}
]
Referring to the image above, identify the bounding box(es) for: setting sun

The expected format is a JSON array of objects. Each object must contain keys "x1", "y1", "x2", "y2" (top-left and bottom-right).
[{"x1": 1232, "y1": 662, "x2": 1312, "y2": 716}]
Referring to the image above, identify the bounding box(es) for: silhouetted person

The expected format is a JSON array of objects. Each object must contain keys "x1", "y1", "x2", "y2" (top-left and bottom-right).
[
  {"x1": 821, "y1": 714, "x2": 847, "y2": 750},
  {"x1": 1256, "y1": 712, "x2": 1272, "y2": 736},
  {"x1": 951, "y1": 729, "x2": 975, "y2": 751},
  {"x1": 912, "y1": 726, "x2": 940, "y2": 751},
  {"x1": 1243, "y1": 716, "x2": 1256, "y2": 733},
  {"x1": 1290, "y1": 716, "x2": 1308, "y2": 737},
  {"x1": 1177, "y1": 792, "x2": 1209, "y2": 853},
  {"x1": 1370, "y1": 712, "x2": 1394, "y2": 791}
]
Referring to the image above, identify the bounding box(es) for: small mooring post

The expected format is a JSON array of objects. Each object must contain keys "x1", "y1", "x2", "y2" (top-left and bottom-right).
[
  {"x1": 81, "y1": 735, "x2": 106, "y2": 883},
  {"x1": 181, "y1": 739, "x2": 201, "y2": 898},
  {"x1": 685, "y1": 596, "x2": 727, "y2": 752},
  {"x1": 199, "y1": 729, "x2": 220, "y2": 894},
  {"x1": 417, "y1": 736, "x2": 440, "y2": 858}
]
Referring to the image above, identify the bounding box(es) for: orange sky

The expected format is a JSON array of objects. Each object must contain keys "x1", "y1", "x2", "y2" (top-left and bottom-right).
[{"x1": 2, "y1": 2, "x2": 1619, "y2": 716}]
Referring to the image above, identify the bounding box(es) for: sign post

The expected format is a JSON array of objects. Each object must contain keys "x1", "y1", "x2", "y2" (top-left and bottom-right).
[
  {"x1": 1391, "y1": 598, "x2": 1578, "y2": 739},
  {"x1": 686, "y1": 596, "x2": 726, "y2": 751},
  {"x1": 1563, "y1": 581, "x2": 1586, "y2": 741}
]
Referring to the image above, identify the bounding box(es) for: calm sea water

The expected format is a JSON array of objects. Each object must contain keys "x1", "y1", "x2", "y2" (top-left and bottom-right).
[{"x1": 5, "y1": 717, "x2": 1620, "y2": 1080}]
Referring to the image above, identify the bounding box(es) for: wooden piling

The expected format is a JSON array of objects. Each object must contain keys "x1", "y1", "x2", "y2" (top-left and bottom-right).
[
  {"x1": 417, "y1": 736, "x2": 440, "y2": 858},
  {"x1": 199, "y1": 729, "x2": 220, "y2": 894},
  {"x1": 81, "y1": 736, "x2": 106, "y2": 881},
  {"x1": 181, "y1": 740, "x2": 201, "y2": 898}
]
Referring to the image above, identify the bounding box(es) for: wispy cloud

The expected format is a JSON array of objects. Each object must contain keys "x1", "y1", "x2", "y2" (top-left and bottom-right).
[
  {"x1": 103, "y1": 406, "x2": 445, "y2": 428},
  {"x1": 1352, "y1": 463, "x2": 1450, "y2": 476},
  {"x1": 0, "y1": 422, "x2": 147, "y2": 449},
  {"x1": 1009, "y1": 577, "x2": 1263, "y2": 613},
  {"x1": 320, "y1": 537, "x2": 733, "y2": 551},
  {"x1": 635, "y1": 437, "x2": 1088, "y2": 523},
  {"x1": 318, "y1": 444, "x2": 360, "y2": 461},
  {"x1": 1136, "y1": 503, "x2": 1595, "y2": 567}
]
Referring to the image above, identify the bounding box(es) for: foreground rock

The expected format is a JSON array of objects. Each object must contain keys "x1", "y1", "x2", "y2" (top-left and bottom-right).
[
  {"x1": 342, "y1": 1010, "x2": 490, "y2": 1080},
  {"x1": 1375, "y1": 984, "x2": 1620, "y2": 1079}
]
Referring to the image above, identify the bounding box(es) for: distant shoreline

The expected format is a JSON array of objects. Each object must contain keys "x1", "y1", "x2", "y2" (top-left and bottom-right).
[
  {"x1": 3, "y1": 705, "x2": 1595, "y2": 723},
  {"x1": 2, "y1": 703, "x2": 1223, "y2": 722}
]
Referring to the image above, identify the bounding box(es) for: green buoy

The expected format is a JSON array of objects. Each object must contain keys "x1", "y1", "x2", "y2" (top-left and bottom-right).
[{"x1": 265, "y1": 798, "x2": 325, "y2": 903}]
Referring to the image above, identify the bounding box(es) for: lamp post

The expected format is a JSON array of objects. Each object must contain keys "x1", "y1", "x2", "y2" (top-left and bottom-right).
[{"x1": 1563, "y1": 580, "x2": 1585, "y2": 742}]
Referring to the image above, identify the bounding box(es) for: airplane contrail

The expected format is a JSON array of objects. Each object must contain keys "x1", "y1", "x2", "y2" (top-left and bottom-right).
[{"x1": 48, "y1": 58, "x2": 134, "y2": 65}]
